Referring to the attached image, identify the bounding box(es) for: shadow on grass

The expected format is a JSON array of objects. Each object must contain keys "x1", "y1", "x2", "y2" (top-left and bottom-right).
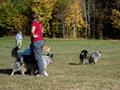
[
  {"x1": 0, "y1": 69, "x2": 33, "y2": 75},
  {"x1": 68, "y1": 63, "x2": 89, "y2": 65},
  {"x1": 0, "y1": 69, "x2": 12, "y2": 75},
  {"x1": 68, "y1": 63, "x2": 81, "y2": 65}
]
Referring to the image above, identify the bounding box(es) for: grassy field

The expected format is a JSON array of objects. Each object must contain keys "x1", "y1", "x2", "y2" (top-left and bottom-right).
[{"x1": 0, "y1": 37, "x2": 120, "y2": 90}]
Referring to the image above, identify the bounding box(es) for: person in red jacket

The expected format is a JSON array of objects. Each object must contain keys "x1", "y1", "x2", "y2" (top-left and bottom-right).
[{"x1": 30, "y1": 12, "x2": 47, "y2": 77}]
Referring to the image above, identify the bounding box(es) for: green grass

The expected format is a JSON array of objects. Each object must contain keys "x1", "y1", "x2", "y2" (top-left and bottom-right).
[{"x1": 0, "y1": 37, "x2": 120, "y2": 90}]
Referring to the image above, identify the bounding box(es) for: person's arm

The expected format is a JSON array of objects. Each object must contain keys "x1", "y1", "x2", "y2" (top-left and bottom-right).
[
  {"x1": 31, "y1": 26, "x2": 38, "y2": 38},
  {"x1": 41, "y1": 27, "x2": 44, "y2": 34}
]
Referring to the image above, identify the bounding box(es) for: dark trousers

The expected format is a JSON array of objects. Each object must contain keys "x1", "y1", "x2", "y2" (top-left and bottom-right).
[{"x1": 31, "y1": 40, "x2": 44, "y2": 75}]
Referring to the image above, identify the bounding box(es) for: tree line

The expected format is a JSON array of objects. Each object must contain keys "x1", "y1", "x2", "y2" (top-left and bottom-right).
[{"x1": 0, "y1": 0, "x2": 120, "y2": 39}]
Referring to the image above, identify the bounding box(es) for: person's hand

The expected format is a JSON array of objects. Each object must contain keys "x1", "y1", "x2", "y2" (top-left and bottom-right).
[
  {"x1": 43, "y1": 31, "x2": 46, "y2": 34},
  {"x1": 33, "y1": 34, "x2": 38, "y2": 38}
]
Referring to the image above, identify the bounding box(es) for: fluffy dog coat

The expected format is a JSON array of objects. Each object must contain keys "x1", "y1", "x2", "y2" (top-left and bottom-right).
[
  {"x1": 11, "y1": 47, "x2": 53, "y2": 76},
  {"x1": 88, "y1": 51, "x2": 101, "y2": 64}
]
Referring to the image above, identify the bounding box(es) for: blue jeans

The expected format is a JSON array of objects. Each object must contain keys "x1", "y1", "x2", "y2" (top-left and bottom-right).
[{"x1": 31, "y1": 40, "x2": 44, "y2": 75}]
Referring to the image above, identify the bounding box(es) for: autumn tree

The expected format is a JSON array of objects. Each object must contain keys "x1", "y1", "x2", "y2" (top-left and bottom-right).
[
  {"x1": 31, "y1": 0, "x2": 57, "y2": 37},
  {"x1": 111, "y1": 0, "x2": 120, "y2": 39},
  {"x1": 0, "y1": 1, "x2": 17, "y2": 36},
  {"x1": 111, "y1": 0, "x2": 120, "y2": 29},
  {"x1": 49, "y1": 0, "x2": 69, "y2": 38},
  {"x1": 64, "y1": 0, "x2": 85, "y2": 38},
  {"x1": 0, "y1": 0, "x2": 31, "y2": 36}
]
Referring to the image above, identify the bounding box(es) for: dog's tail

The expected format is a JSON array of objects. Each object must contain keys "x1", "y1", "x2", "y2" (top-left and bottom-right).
[{"x1": 11, "y1": 47, "x2": 19, "y2": 57}]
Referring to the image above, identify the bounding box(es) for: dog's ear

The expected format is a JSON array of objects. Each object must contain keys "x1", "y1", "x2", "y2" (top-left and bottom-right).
[
  {"x1": 51, "y1": 53, "x2": 53, "y2": 58},
  {"x1": 99, "y1": 51, "x2": 101, "y2": 53},
  {"x1": 46, "y1": 53, "x2": 50, "y2": 56},
  {"x1": 95, "y1": 50, "x2": 101, "y2": 53},
  {"x1": 47, "y1": 53, "x2": 53, "y2": 58},
  {"x1": 15, "y1": 47, "x2": 19, "y2": 51}
]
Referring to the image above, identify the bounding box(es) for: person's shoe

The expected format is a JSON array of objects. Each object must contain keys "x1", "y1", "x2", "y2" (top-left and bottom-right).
[
  {"x1": 36, "y1": 74, "x2": 44, "y2": 77},
  {"x1": 44, "y1": 71, "x2": 48, "y2": 77}
]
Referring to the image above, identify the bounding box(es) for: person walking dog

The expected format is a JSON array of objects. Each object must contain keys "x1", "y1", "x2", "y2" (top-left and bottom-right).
[{"x1": 30, "y1": 12, "x2": 47, "y2": 77}]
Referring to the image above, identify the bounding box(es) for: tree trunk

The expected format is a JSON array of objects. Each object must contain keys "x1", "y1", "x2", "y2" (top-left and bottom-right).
[
  {"x1": 87, "y1": 0, "x2": 91, "y2": 38},
  {"x1": 61, "y1": 15, "x2": 65, "y2": 38},
  {"x1": 83, "y1": 0, "x2": 88, "y2": 39},
  {"x1": 73, "y1": 23, "x2": 77, "y2": 39},
  {"x1": 91, "y1": 0, "x2": 96, "y2": 38}
]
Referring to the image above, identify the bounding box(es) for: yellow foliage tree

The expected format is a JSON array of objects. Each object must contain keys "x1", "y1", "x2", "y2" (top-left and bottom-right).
[
  {"x1": 64, "y1": 0, "x2": 85, "y2": 38},
  {"x1": 31, "y1": 0, "x2": 57, "y2": 31},
  {"x1": 111, "y1": 9, "x2": 120, "y2": 29}
]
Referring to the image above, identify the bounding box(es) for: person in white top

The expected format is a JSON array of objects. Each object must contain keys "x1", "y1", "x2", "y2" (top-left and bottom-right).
[{"x1": 16, "y1": 31, "x2": 23, "y2": 49}]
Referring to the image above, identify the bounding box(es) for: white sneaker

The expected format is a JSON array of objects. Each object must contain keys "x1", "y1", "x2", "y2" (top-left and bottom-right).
[
  {"x1": 44, "y1": 71, "x2": 48, "y2": 77},
  {"x1": 36, "y1": 74, "x2": 44, "y2": 77}
]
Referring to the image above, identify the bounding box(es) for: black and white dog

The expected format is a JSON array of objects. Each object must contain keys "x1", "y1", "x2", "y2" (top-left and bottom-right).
[
  {"x1": 11, "y1": 47, "x2": 53, "y2": 76},
  {"x1": 79, "y1": 50, "x2": 89, "y2": 64},
  {"x1": 88, "y1": 51, "x2": 101, "y2": 64}
]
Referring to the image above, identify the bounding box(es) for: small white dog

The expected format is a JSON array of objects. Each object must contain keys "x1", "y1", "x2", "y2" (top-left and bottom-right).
[{"x1": 42, "y1": 54, "x2": 53, "y2": 76}]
